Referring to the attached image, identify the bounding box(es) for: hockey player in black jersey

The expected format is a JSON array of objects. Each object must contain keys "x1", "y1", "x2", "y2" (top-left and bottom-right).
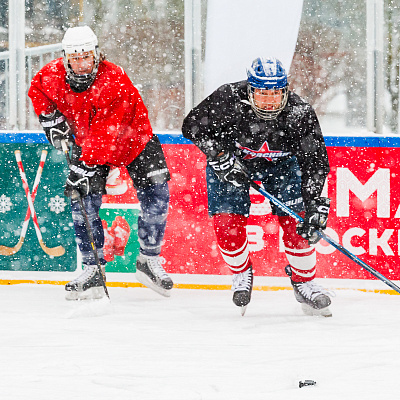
[{"x1": 182, "y1": 57, "x2": 333, "y2": 316}]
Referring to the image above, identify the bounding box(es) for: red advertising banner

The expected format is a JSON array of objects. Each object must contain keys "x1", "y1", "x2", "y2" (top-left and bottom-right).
[{"x1": 157, "y1": 138, "x2": 400, "y2": 281}]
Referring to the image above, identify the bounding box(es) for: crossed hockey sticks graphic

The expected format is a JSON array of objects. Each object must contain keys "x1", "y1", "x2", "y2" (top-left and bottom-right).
[
  {"x1": 0, "y1": 150, "x2": 48, "y2": 255},
  {"x1": 2, "y1": 150, "x2": 65, "y2": 257}
]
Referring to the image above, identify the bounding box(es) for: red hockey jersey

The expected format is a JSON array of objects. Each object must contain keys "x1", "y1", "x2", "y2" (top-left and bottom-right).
[{"x1": 28, "y1": 58, "x2": 153, "y2": 167}]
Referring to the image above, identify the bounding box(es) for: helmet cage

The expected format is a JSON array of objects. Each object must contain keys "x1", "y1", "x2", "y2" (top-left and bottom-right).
[
  {"x1": 247, "y1": 84, "x2": 288, "y2": 120},
  {"x1": 63, "y1": 47, "x2": 100, "y2": 91}
]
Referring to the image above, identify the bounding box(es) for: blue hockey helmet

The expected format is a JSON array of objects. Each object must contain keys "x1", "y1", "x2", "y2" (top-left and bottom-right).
[{"x1": 247, "y1": 57, "x2": 289, "y2": 119}]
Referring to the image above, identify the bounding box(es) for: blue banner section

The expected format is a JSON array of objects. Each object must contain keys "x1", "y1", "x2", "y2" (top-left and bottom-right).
[
  {"x1": 1, "y1": 131, "x2": 400, "y2": 147},
  {"x1": 323, "y1": 135, "x2": 400, "y2": 147},
  {"x1": 0, "y1": 132, "x2": 48, "y2": 144}
]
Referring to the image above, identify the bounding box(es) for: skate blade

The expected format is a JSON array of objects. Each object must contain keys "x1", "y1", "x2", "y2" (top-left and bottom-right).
[
  {"x1": 65, "y1": 296, "x2": 112, "y2": 318},
  {"x1": 240, "y1": 305, "x2": 247, "y2": 316},
  {"x1": 135, "y1": 270, "x2": 172, "y2": 298},
  {"x1": 65, "y1": 286, "x2": 106, "y2": 301},
  {"x1": 301, "y1": 303, "x2": 332, "y2": 317}
]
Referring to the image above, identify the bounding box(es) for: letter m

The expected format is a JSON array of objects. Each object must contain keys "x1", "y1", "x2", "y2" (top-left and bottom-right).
[{"x1": 336, "y1": 168, "x2": 390, "y2": 217}]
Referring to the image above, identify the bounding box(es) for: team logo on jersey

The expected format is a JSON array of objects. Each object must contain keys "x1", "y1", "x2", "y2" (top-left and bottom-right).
[{"x1": 237, "y1": 141, "x2": 291, "y2": 161}]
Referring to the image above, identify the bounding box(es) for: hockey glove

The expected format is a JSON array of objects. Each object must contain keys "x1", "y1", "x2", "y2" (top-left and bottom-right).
[
  {"x1": 64, "y1": 160, "x2": 109, "y2": 198},
  {"x1": 209, "y1": 151, "x2": 248, "y2": 187},
  {"x1": 39, "y1": 110, "x2": 74, "y2": 151},
  {"x1": 296, "y1": 197, "x2": 331, "y2": 245}
]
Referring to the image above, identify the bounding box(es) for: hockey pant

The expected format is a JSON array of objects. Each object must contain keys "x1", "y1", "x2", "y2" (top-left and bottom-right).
[
  {"x1": 70, "y1": 182, "x2": 169, "y2": 266},
  {"x1": 213, "y1": 213, "x2": 316, "y2": 281}
]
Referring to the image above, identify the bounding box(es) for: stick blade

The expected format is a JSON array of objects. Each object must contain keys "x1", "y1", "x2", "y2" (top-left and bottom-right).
[
  {"x1": 39, "y1": 241, "x2": 65, "y2": 257},
  {"x1": 0, "y1": 239, "x2": 24, "y2": 256}
]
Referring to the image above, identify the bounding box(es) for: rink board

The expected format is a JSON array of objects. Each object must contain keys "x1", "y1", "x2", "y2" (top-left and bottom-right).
[
  {"x1": 161, "y1": 134, "x2": 400, "y2": 282},
  {"x1": 0, "y1": 132, "x2": 400, "y2": 284}
]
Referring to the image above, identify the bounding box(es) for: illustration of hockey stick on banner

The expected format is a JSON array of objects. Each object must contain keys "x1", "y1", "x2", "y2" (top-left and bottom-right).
[
  {"x1": 0, "y1": 150, "x2": 47, "y2": 255},
  {"x1": 15, "y1": 150, "x2": 65, "y2": 257},
  {"x1": 248, "y1": 179, "x2": 400, "y2": 294}
]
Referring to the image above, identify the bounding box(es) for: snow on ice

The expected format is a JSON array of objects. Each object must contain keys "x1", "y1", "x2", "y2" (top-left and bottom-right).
[{"x1": 0, "y1": 283, "x2": 399, "y2": 399}]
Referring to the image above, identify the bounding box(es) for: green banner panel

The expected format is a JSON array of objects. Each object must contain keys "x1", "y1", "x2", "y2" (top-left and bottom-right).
[{"x1": 0, "y1": 144, "x2": 77, "y2": 271}]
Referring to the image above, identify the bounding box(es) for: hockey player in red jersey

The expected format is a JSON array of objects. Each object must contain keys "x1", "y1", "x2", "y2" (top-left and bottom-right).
[
  {"x1": 29, "y1": 26, "x2": 173, "y2": 299},
  {"x1": 182, "y1": 57, "x2": 332, "y2": 316}
]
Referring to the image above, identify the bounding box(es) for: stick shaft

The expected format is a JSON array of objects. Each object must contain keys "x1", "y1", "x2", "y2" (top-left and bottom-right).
[
  {"x1": 15, "y1": 151, "x2": 44, "y2": 240},
  {"x1": 0, "y1": 151, "x2": 47, "y2": 256},
  {"x1": 14, "y1": 150, "x2": 65, "y2": 257},
  {"x1": 61, "y1": 140, "x2": 109, "y2": 299},
  {"x1": 20, "y1": 150, "x2": 47, "y2": 238}
]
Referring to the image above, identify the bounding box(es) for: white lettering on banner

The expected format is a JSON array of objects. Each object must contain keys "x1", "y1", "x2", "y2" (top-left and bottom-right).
[
  {"x1": 342, "y1": 227, "x2": 366, "y2": 255},
  {"x1": 398, "y1": 230, "x2": 400, "y2": 255},
  {"x1": 279, "y1": 227, "x2": 284, "y2": 252},
  {"x1": 246, "y1": 167, "x2": 396, "y2": 258},
  {"x1": 336, "y1": 168, "x2": 390, "y2": 218},
  {"x1": 246, "y1": 225, "x2": 264, "y2": 251},
  {"x1": 250, "y1": 226, "x2": 396, "y2": 256},
  {"x1": 369, "y1": 229, "x2": 394, "y2": 256}
]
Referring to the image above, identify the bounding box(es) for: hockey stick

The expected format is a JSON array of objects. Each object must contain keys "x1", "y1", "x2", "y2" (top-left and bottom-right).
[
  {"x1": 15, "y1": 150, "x2": 65, "y2": 257},
  {"x1": 61, "y1": 140, "x2": 110, "y2": 299},
  {"x1": 0, "y1": 150, "x2": 47, "y2": 255},
  {"x1": 248, "y1": 179, "x2": 400, "y2": 294}
]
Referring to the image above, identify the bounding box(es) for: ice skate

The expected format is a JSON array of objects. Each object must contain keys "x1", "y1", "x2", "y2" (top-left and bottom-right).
[
  {"x1": 136, "y1": 254, "x2": 173, "y2": 297},
  {"x1": 285, "y1": 265, "x2": 332, "y2": 317},
  {"x1": 65, "y1": 265, "x2": 106, "y2": 301},
  {"x1": 291, "y1": 280, "x2": 332, "y2": 317},
  {"x1": 231, "y1": 266, "x2": 253, "y2": 315}
]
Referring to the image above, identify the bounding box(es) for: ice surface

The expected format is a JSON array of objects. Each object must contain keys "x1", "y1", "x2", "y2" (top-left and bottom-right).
[{"x1": 0, "y1": 284, "x2": 399, "y2": 399}]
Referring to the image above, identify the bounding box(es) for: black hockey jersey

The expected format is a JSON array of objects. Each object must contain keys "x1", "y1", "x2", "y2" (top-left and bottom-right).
[{"x1": 182, "y1": 80, "x2": 330, "y2": 207}]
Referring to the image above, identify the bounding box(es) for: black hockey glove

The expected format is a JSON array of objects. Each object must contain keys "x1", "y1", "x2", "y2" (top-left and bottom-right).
[
  {"x1": 208, "y1": 151, "x2": 248, "y2": 187},
  {"x1": 39, "y1": 110, "x2": 74, "y2": 151},
  {"x1": 64, "y1": 160, "x2": 109, "y2": 198},
  {"x1": 296, "y1": 197, "x2": 331, "y2": 245}
]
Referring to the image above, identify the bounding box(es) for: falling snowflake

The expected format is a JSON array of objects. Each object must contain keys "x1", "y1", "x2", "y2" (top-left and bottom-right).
[
  {"x1": 0, "y1": 194, "x2": 12, "y2": 213},
  {"x1": 49, "y1": 195, "x2": 67, "y2": 214}
]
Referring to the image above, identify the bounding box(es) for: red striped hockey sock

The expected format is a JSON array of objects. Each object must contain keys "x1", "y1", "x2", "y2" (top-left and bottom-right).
[
  {"x1": 278, "y1": 214, "x2": 316, "y2": 282},
  {"x1": 213, "y1": 213, "x2": 252, "y2": 274}
]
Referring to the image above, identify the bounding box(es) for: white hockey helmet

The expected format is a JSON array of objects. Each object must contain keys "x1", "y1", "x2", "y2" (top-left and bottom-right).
[{"x1": 62, "y1": 26, "x2": 100, "y2": 92}]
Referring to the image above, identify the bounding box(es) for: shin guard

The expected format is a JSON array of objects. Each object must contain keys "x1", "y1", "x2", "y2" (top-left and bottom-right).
[
  {"x1": 213, "y1": 213, "x2": 251, "y2": 274},
  {"x1": 278, "y1": 214, "x2": 316, "y2": 282}
]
